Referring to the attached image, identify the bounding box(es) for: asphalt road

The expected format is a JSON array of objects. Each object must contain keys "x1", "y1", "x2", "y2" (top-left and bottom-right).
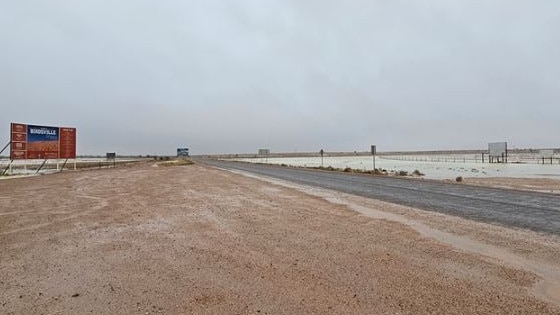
[{"x1": 198, "y1": 159, "x2": 560, "y2": 236}]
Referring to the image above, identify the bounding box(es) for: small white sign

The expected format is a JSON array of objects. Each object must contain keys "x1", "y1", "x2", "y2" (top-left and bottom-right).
[
  {"x1": 488, "y1": 142, "x2": 507, "y2": 157},
  {"x1": 540, "y1": 149, "x2": 554, "y2": 158}
]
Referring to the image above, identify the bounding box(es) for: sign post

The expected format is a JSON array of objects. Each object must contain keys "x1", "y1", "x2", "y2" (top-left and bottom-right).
[
  {"x1": 320, "y1": 149, "x2": 324, "y2": 168},
  {"x1": 371, "y1": 145, "x2": 376, "y2": 172}
]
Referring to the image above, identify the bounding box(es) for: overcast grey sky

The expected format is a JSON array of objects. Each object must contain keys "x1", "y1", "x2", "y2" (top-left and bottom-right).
[{"x1": 1, "y1": 1, "x2": 558, "y2": 155}]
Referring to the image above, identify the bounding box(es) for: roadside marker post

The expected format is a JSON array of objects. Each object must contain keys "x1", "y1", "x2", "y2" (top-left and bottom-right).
[{"x1": 371, "y1": 145, "x2": 376, "y2": 173}]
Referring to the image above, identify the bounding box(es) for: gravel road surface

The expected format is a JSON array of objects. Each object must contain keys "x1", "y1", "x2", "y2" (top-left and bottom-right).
[{"x1": 199, "y1": 159, "x2": 560, "y2": 235}]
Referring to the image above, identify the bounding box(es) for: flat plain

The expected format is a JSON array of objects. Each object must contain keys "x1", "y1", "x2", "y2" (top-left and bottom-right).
[{"x1": 1, "y1": 162, "x2": 560, "y2": 314}]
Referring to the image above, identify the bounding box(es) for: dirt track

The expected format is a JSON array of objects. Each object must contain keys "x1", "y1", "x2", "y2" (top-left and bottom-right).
[{"x1": 1, "y1": 163, "x2": 560, "y2": 314}]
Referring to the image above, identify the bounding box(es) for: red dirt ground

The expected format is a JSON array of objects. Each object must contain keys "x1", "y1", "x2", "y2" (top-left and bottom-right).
[{"x1": 1, "y1": 163, "x2": 559, "y2": 314}]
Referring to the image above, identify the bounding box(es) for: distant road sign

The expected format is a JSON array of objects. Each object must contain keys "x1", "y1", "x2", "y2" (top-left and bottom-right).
[
  {"x1": 177, "y1": 148, "x2": 189, "y2": 157},
  {"x1": 540, "y1": 149, "x2": 554, "y2": 159},
  {"x1": 488, "y1": 142, "x2": 507, "y2": 157},
  {"x1": 258, "y1": 149, "x2": 270, "y2": 156}
]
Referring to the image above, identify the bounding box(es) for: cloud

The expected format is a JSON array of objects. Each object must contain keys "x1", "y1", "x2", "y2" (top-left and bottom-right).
[{"x1": 1, "y1": 0, "x2": 559, "y2": 155}]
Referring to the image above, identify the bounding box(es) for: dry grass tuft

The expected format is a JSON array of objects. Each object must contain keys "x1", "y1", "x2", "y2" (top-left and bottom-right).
[{"x1": 158, "y1": 159, "x2": 195, "y2": 167}]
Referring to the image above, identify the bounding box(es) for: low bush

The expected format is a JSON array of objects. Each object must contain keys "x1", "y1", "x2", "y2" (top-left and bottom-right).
[
  {"x1": 159, "y1": 159, "x2": 194, "y2": 167},
  {"x1": 412, "y1": 169, "x2": 424, "y2": 176}
]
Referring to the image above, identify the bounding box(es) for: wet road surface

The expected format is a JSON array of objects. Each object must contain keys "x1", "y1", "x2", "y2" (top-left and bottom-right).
[{"x1": 199, "y1": 159, "x2": 560, "y2": 235}]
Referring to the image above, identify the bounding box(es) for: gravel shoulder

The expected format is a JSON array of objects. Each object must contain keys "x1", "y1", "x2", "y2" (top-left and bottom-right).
[
  {"x1": 1, "y1": 163, "x2": 559, "y2": 314},
  {"x1": 462, "y1": 177, "x2": 560, "y2": 194}
]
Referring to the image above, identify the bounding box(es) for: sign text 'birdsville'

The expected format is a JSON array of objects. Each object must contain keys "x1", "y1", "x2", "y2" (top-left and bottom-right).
[{"x1": 10, "y1": 123, "x2": 76, "y2": 160}]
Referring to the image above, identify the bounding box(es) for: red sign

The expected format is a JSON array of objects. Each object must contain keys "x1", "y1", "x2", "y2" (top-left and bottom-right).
[
  {"x1": 10, "y1": 123, "x2": 77, "y2": 160},
  {"x1": 10, "y1": 123, "x2": 27, "y2": 160},
  {"x1": 11, "y1": 123, "x2": 26, "y2": 133},
  {"x1": 59, "y1": 128, "x2": 77, "y2": 159},
  {"x1": 11, "y1": 133, "x2": 26, "y2": 142}
]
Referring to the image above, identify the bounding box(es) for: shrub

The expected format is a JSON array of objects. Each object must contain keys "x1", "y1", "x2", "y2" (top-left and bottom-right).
[
  {"x1": 397, "y1": 170, "x2": 408, "y2": 176},
  {"x1": 456, "y1": 176, "x2": 463, "y2": 182},
  {"x1": 159, "y1": 159, "x2": 194, "y2": 167},
  {"x1": 412, "y1": 169, "x2": 424, "y2": 176}
]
